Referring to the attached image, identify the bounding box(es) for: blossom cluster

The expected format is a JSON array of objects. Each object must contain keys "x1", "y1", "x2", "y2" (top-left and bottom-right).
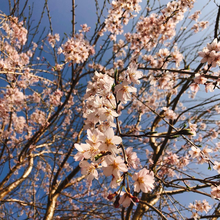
[
  {"x1": 190, "y1": 73, "x2": 215, "y2": 94},
  {"x1": 101, "y1": 0, "x2": 142, "y2": 38},
  {"x1": 198, "y1": 38, "x2": 220, "y2": 67},
  {"x1": 0, "y1": 16, "x2": 40, "y2": 83},
  {"x1": 189, "y1": 200, "x2": 211, "y2": 214},
  {"x1": 191, "y1": 21, "x2": 208, "y2": 33},
  {"x1": 59, "y1": 33, "x2": 95, "y2": 64},
  {"x1": 158, "y1": 152, "x2": 189, "y2": 178},
  {"x1": 190, "y1": 39, "x2": 220, "y2": 93},
  {"x1": 3, "y1": 16, "x2": 27, "y2": 46},
  {"x1": 74, "y1": 68, "x2": 155, "y2": 207},
  {"x1": 125, "y1": 0, "x2": 195, "y2": 53},
  {"x1": 162, "y1": 107, "x2": 177, "y2": 121}
]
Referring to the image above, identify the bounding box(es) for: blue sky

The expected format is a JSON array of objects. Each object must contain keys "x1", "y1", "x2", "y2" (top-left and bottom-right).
[{"x1": 1, "y1": 0, "x2": 97, "y2": 38}]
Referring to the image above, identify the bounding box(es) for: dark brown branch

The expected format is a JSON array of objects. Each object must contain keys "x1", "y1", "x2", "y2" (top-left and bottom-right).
[
  {"x1": 215, "y1": 6, "x2": 220, "y2": 39},
  {"x1": 72, "y1": 0, "x2": 75, "y2": 36}
]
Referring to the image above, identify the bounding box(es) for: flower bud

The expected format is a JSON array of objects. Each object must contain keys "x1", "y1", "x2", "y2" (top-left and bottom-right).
[
  {"x1": 107, "y1": 192, "x2": 117, "y2": 200},
  {"x1": 113, "y1": 196, "x2": 120, "y2": 208},
  {"x1": 131, "y1": 196, "x2": 139, "y2": 203}
]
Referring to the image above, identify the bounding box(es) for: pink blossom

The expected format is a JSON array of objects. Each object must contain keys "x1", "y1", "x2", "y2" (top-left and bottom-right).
[
  {"x1": 119, "y1": 192, "x2": 134, "y2": 208},
  {"x1": 199, "y1": 21, "x2": 209, "y2": 30},
  {"x1": 49, "y1": 89, "x2": 63, "y2": 106},
  {"x1": 97, "y1": 120, "x2": 116, "y2": 133},
  {"x1": 47, "y1": 33, "x2": 60, "y2": 48},
  {"x1": 191, "y1": 212, "x2": 200, "y2": 220},
  {"x1": 5, "y1": 87, "x2": 25, "y2": 107},
  {"x1": 189, "y1": 200, "x2": 211, "y2": 213},
  {"x1": 98, "y1": 107, "x2": 119, "y2": 122},
  {"x1": 12, "y1": 115, "x2": 26, "y2": 133},
  {"x1": 162, "y1": 107, "x2": 177, "y2": 120},
  {"x1": 30, "y1": 109, "x2": 47, "y2": 125},
  {"x1": 190, "y1": 83, "x2": 200, "y2": 93},
  {"x1": 213, "y1": 161, "x2": 220, "y2": 173},
  {"x1": 125, "y1": 147, "x2": 140, "y2": 169},
  {"x1": 132, "y1": 168, "x2": 155, "y2": 193},
  {"x1": 4, "y1": 17, "x2": 28, "y2": 45},
  {"x1": 114, "y1": 81, "x2": 137, "y2": 103},
  {"x1": 201, "y1": 146, "x2": 212, "y2": 157},
  {"x1": 188, "y1": 10, "x2": 201, "y2": 21},
  {"x1": 205, "y1": 83, "x2": 214, "y2": 93},
  {"x1": 211, "y1": 185, "x2": 220, "y2": 198},
  {"x1": 126, "y1": 63, "x2": 143, "y2": 84},
  {"x1": 74, "y1": 129, "x2": 102, "y2": 161},
  {"x1": 99, "y1": 128, "x2": 122, "y2": 155},
  {"x1": 207, "y1": 38, "x2": 220, "y2": 51},
  {"x1": 102, "y1": 155, "x2": 128, "y2": 179},
  {"x1": 61, "y1": 34, "x2": 94, "y2": 64},
  {"x1": 79, "y1": 24, "x2": 91, "y2": 33},
  {"x1": 171, "y1": 49, "x2": 183, "y2": 67},
  {"x1": 189, "y1": 146, "x2": 200, "y2": 159},
  {"x1": 194, "y1": 74, "x2": 207, "y2": 84},
  {"x1": 74, "y1": 143, "x2": 91, "y2": 161},
  {"x1": 109, "y1": 176, "x2": 121, "y2": 189},
  {"x1": 200, "y1": 123, "x2": 206, "y2": 130},
  {"x1": 86, "y1": 129, "x2": 102, "y2": 146},
  {"x1": 198, "y1": 39, "x2": 220, "y2": 66},
  {"x1": 198, "y1": 48, "x2": 211, "y2": 63},
  {"x1": 189, "y1": 122, "x2": 197, "y2": 136},
  {"x1": 79, "y1": 161, "x2": 98, "y2": 185},
  {"x1": 191, "y1": 23, "x2": 199, "y2": 33},
  {"x1": 201, "y1": 200, "x2": 211, "y2": 213}
]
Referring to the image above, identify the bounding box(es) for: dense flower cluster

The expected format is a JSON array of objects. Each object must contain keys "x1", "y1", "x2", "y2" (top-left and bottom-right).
[
  {"x1": 125, "y1": 0, "x2": 195, "y2": 53},
  {"x1": 60, "y1": 33, "x2": 95, "y2": 64},
  {"x1": 102, "y1": 0, "x2": 142, "y2": 37},
  {"x1": 74, "y1": 69, "x2": 155, "y2": 207},
  {"x1": 3, "y1": 16, "x2": 27, "y2": 46}
]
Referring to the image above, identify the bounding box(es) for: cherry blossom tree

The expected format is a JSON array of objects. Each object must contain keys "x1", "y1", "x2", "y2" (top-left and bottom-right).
[{"x1": 1, "y1": 0, "x2": 220, "y2": 219}]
